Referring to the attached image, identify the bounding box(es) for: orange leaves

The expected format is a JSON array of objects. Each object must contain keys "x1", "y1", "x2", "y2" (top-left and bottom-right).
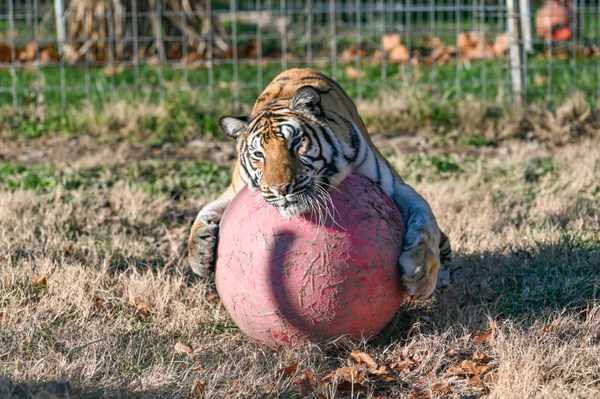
[
  {"x1": 127, "y1": 296, "x2": 152, "y2": 317},
  {"x1": 276, "y1": 362, "x2": 298, "y2": 377},
  {"x1": 279, "y1": 334, "x2": 499, "y2": 398},
  {"x1": 472, "y1": 321, "x2": 497, "y2": 344},
  {"x1": 33, "y1": 275, "x2": 48, "y2": 287},
  {"x1": 293, "y1": 369, "x2": 317, "y2": 397},
  {"x1": 349, "y1": 349, "x2": 378, "y2": 369},
  {"x1": 446, "y1": 354, "x2": 496, "y2": 388},
  {"x1": 174, "y1": 341, "x2": 194, "y2": 355},
  {"x1": 345, "y1": 66, "x2": 365, "y2": 81}
]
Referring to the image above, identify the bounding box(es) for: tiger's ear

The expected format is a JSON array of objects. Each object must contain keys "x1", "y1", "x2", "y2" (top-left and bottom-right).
[
  {"x1": 219, "y1": 116, "x2": 248, "y2": 139},
  {"x1": 291, "y1": 86, "x2": 321, "y2": 114}
]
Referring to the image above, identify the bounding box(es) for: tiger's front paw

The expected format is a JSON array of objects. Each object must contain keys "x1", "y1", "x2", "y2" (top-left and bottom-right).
[
  {"x1": 398, "y1": 228, "x2": 440, "y2": 301},
  {"x1": 188, "y1": 211, "x2": 221, "y2": 278}
]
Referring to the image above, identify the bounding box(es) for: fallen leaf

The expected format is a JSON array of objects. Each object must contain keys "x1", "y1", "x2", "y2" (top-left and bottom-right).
[
  {"x1": 349, "y1": 350, "x2": 378, "y2": 369},
  {"x1": 335, "y1": 380, "x2": 368, "y2": 394},
  {"x1": 432, "y1": 381, "x2": 451, "y2": 395},
  {"x1": 276, "y1": 362, "x2": 299, "y2": 377},
  {"x1": 33, "y1": 275, "x2": 48, "y2": 287},
  {"x1": 493, "y1": 32, "x2": 510, "y2": 56},
  {"x1": 409, "y1": 383, "x2": 432, "y2": 399},
  {"x1": 92, "y1": 296, "x2": 106, "y2": 310},
  {"x1": 467, "y1": 373, "x2": 481, "y2": 386},
  {"x1": 401, "y1": 346, "x2": 411, "y2": 359},
  {"x1": 18, "y1": 42, "x2": 38, "y2": 62},
  {"x1": 389, "y1": 44, "x2": 410, "y2": 62},
  {"x1": 447, "y1": 365, "x2": 467, "y2": 377},
  {"x1": 534, "y1": 74, "x2": 549, "y2": 86},
  {"x1": 382, "y1": 33, "x2": 402, "y2": 53},
  {"x1": 472, "y1": 350, "x2": 492, "y2": 363},
  {"x1": 0, "y1": 43, "x2": 12, "y2": 63},
  {"x1": 541, "y1": 324, "x2": 555, "y2": 334},
  {"x1": 473, "y1": 321, "x2": 497, "y2": 343},
  {"x1": 393, "y1": 359, "x2": 414, "y2": 373},
  {"x1": 127, "y1": 297, "x2": 152, "y2": 317},
  {"x1": 445, "y1": 348, "x2": 458, "y2": 358},
  {"x1": 345, "y1": 66, "x2": 365, "y2": 80},
  {"x1": 191, "y1": 382, "x2": 205, "y2": 397},
  {"x1": 322, "y1": 364, "x2": 366, "y2": 384},
  {"x1": 294, "y1": 369, "x2": 317, "y2": 396},
  {"x1": 174, "y1": 341, "x2": 193, "y2": 355}
]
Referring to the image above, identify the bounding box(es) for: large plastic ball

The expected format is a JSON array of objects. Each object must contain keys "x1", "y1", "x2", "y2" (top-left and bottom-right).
[{"x1": 215, "y1": 173, "x2": 406, "y2": 348}]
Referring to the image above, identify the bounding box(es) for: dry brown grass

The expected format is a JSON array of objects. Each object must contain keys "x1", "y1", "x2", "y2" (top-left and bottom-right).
[{"x1": 0, "y1": 108, "x2": 599, "y2": 398}]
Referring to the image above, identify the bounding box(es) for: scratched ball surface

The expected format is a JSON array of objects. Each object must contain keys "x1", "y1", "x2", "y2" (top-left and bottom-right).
[{"x1": 215, "y1": 173, "x2": 406, "y2": 348}]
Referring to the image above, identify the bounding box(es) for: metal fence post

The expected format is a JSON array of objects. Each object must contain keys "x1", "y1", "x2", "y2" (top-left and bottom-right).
[
  {"x1": 519, "y1": 0, "x2": 532, "y2": 53},
  {"x1": 507, "y1": 0, "x2": 525, "y2": 105}
]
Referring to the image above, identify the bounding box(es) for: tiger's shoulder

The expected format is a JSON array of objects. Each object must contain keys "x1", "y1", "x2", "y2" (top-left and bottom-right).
[{"x1": 250, "y1": 68, "x2": 361, "y2": 121}]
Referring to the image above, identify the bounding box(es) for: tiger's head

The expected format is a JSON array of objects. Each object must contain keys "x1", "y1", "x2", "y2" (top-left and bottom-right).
[{"x1": 219, "y1": 86, "x2": 352, "y2": 218}]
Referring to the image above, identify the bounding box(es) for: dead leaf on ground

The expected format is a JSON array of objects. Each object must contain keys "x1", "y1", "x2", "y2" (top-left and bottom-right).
[
  {"x1": 401, "y1": 346, "x2": 411, "y2": 359},
  {"x1": 276, "y1": 362, "x2": 299, "y2": 377},
  {"x1": 445, "y1": 348, "x2": 458, "y2": 358},
  {"x1": 432, "y1": 381, "x2": 451, "y2": 395},
  {"x1": 534, "y1": 74, "x2": 549, "y2": 86},
  {"x1": 294, "y1": 369, "x2": 317, "y2": 396},
  {"x1": 493, "y1": 32, "x2": 510, "y2": 56},
  {"x1": 335, "y1": 379, "x2": 368, "y2": 394},
  {"x1": 349, "y1": 349, "x2": 378, "y2": 369},
  {"x1": 322, "y1": 364, "x2": 368, "y2": 395},
  {"x1": 473, "y1": 321, "x2": 497, "y2": 343},
  {"x1": 389, "y1": 44, "x2": 410, "y2": 62},
  {"x1": 92, "y1": 296, "x2": 106, "y2": 310},
  {"x1": 472, "y1": 350, "x2": 492, "y2": 363},
  {"x1": 33, "y1": 275, "x2": 48, "y2": 287},
  {"x1": 174, "y1": 341, "x2": 194, "y2": 355},
  {"x1": 541, "y1": 324, "x2": 555, "y2": 334},
  {"x1": 393, "y1": 359, "x2": 415, "y2": 373},
  {"x1": 382, "y1": 33, "x2": 402, "y2": 53},
  {"x1": 0, "y1": 43, "x2": 12, "y2": 63},
  {"x1": 127, "y1": 297, "x2": 152, "y2": 317},
  {"x1": 323, "y1": 364, "x2": 366, "y2": 384},
  {"x1": 191, "y1": 382, "x2": 205, "y2": 397},
  {"x1": 345, "y1": 66, "x2": 365, "y2": 80},
  {"x1": 409, "y1": 381, "x2": 431, "y2": 399}
]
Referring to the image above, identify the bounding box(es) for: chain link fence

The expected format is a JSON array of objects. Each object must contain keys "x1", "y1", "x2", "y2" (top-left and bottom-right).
[{"x1": 1, "y1": 1, "x2": 599, "y2": 112}]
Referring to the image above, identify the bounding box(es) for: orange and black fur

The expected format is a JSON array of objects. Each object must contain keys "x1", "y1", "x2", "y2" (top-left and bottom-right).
[{"x1": 189, "y1": 68, "x2": 450, "y2": 300}]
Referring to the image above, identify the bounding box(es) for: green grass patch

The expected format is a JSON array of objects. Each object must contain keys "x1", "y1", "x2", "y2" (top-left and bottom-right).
[{"x1": 0, "y1": 160, "x2": 231, "y2": 199}]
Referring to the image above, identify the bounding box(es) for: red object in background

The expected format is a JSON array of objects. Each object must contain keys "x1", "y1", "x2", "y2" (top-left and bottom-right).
[
  {"x1": 215, "y1": 174, "x2": 406, "y2": 348},
  {"x1": 536, "y1": 0, "x2": 572, "y2": 42}
]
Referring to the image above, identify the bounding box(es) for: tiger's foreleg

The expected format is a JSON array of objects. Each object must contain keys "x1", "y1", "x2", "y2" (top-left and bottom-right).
[
  {"x1": 188, "y1": 184, "x2": 236, "y2": 277},
  {"x1": 391, "y1": 183, "x2": 450, "y2": 300}
]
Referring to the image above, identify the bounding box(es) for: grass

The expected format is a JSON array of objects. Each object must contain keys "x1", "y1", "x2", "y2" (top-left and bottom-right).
[
  {"x1": 0, "y1": 83, "x2": 599, "y2": 398},
  {"x1": 1, "y1": 57, "x2": 598, "y2": 114}
]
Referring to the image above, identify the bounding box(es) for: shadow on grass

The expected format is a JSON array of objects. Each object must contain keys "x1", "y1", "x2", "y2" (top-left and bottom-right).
[
  {"x1": 1, "y1": 378, "x2": 302, "y2": 399},
  {"x1": 374, "y1": 237, "x2": 600, "y2": 346}
]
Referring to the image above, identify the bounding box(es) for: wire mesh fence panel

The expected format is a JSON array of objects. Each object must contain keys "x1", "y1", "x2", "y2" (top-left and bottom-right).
[{"x1": 0, "y1": 0, "x2": 598, "y2": 112}]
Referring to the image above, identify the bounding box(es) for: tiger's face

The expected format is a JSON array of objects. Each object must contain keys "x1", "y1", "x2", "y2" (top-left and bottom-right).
[{"x1": 219, "y1": 86, "x2": 351, "y2": 218}]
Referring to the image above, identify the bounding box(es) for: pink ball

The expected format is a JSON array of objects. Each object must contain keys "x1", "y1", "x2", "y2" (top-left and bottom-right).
[{"x1": 215, "y1": 173, "x2": 406, "y2": 348}]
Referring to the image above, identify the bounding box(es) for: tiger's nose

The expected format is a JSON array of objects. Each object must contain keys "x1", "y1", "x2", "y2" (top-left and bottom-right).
[{"x1": 269, "y1": 183, "x2": 290, "y2": 196}]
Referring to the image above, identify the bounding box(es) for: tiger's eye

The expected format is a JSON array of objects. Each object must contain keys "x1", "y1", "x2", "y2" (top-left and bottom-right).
[
  {"x1": 252, "y1": 151, "x2": 264, "y2": 159},
  {"x1": 293, "y1": 137, "x2": 304, "y2": 151}
]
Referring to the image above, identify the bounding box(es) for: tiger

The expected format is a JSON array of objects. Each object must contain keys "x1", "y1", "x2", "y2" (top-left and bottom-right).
[{"x1": 188, "y1": 68, "x2": 451, "y2": 300}]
